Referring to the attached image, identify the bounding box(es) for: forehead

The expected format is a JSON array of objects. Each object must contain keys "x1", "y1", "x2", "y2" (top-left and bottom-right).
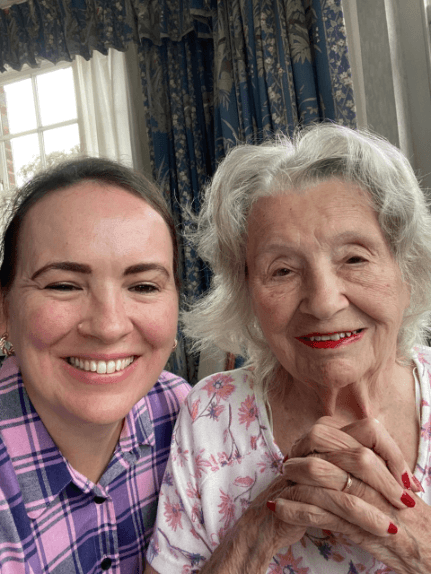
[
  {"x1": 247, "y1": 180, "x2": 385, "y2": 254},
  {"x1": 18, "y1": 181, "x2": 173, "y2": 266}
]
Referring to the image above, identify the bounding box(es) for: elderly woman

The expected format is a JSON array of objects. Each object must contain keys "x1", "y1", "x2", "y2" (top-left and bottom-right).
[
  {"x1": 145, "y1": 124, "x2": 431, "y2": 574},
  {"x1": 0, "y1": 158, "x2": 190, "y2": 573}
]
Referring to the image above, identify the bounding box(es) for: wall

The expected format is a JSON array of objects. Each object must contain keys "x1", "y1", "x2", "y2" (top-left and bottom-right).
[{"x1": 343, "y1": 0, "x2": 431, "y2": 190}]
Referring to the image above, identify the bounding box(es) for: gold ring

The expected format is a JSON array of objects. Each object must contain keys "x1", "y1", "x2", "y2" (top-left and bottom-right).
[{"x1": 342, "y1": 473, "x2": 353, "y2": 492}]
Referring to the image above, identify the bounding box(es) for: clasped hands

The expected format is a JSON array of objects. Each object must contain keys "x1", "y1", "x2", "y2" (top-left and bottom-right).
[{"x1": 264, "y1": 417, "x2": 431, "y2": 574}]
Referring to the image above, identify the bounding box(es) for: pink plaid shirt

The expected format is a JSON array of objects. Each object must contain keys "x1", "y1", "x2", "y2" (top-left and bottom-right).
[{"x1": 0, "y1": 356, "x2": 190, "y2": 573}]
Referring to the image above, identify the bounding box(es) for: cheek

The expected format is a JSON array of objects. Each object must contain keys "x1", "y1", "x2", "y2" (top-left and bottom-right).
[
  {"x1": 134, "y1": 299, "x2": 178, "y2": 344},
  {"x1": 252, "y1": 287, "x2": 293, "y2": 331},
  {"x1": 11, "y1": 300, "x2": 77, "y2": 351}
]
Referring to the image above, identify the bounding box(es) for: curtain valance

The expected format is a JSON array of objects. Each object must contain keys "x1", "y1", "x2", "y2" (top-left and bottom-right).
[{"x1": 0, "y1": 0, "x2": 214, "y2": 71}]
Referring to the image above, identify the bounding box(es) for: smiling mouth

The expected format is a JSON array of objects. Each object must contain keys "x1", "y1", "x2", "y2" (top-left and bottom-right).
[
  {"x1": 67, "y1": 356, "x2": 135, "y2": 374},
  {"x1": 301, "y1": 329, "x2": 363, "y2": 342}
]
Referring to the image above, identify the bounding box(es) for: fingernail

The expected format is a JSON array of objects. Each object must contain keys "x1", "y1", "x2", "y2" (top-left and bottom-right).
[
  {"x1": 401, "y1": 491, "x2": 416, "y2": 508},
  {"x1": 412, "y1": 475, "x2": 425, "y2": 493},
  {"x1": 401, "y1": 472, "x2": 410, "y2": 489},
  {"x1": 267, "y1": 500, "x2": 277, "y2": 513},
  {"x1": 387, "y1": 522, "x2": 398, "y2": 535},
  {"x1": 282, "y1": 453, "x2": 289, "y2": 463}
]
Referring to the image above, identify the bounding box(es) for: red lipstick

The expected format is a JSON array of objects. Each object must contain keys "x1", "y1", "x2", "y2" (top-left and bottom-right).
[{"x1": 296, "y1": 330, "x2": 364, "y2": 349}]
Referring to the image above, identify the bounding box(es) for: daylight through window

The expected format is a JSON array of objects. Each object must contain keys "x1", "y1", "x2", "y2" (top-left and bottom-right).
[{"x1": 0, "y1": 62, "x2": 82, "y2": 193}]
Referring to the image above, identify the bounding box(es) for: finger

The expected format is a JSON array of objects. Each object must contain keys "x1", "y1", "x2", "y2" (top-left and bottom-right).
[
  {"x1": 270, "y1": 494, "x2": 396, "y2": 538},
  {"x1": 290, "y1": 417, "x2": 417, "y2": 492},
  {"x1": 284, "y1": 484, "x2": 397, "y2": 537},
  {"x1": 340, "y1": 419, "x2": 415, "y2": 491},
  {"x1": 319, "y1": 450, "x2": 415, "y2": 510},
  {"x1": 290, "y1": 422, "x2": 364, "y2": 458},
  {"x1": 283, "y1": 456, "x2": 414, "y2": 511}
]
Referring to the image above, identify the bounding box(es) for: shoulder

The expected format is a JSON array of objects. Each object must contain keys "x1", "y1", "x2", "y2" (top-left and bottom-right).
[
  {"x1": 175, "y1": 367, "x2": 257, "y2": 436},
  {"x1": 187, "y1": 367, "x2": 254, "y2": 403},
  {"x1": 142, "y1": 371, "x2": 191, "y2": 430},
  {"x1": 0, "y1": 356, "x2": 21, "y2": 387},
  {"x1": 147, "y1": 371, "x2": 191, "y2": 408},
  {"x1": 413, "y1": 345, "x2": 431, "y2": 374}
]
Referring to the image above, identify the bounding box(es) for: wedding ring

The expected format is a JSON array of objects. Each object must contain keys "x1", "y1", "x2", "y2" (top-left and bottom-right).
[{"x1": 342, "y1": 473, "x2": 353, "y2": 492}]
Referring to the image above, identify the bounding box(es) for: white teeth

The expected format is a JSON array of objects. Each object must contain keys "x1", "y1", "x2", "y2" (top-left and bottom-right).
[
  {"x1": 306, "y1": 330, "x2": 360, "y2": 342},
  {"x1": 68, "y1": 356, "x2": 134, "y2": 374},
  {"x1": 97, "y1": 362, "x2": 107, "y2": 374},
  {"x1": 107, "y1": 360, "x2": 116, "y2": 374}
]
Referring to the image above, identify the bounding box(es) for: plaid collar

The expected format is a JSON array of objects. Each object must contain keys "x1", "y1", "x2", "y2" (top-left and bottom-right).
[{"x1": 0, "y1": 357, "x2": 155, "y2": 519}]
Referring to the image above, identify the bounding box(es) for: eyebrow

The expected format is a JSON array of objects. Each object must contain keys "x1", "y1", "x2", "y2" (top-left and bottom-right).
[{"x1": 31, "y1": 262, "x2": 171, "y2": 281}]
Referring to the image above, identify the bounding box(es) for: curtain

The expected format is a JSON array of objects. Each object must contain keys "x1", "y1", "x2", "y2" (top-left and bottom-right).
[
  {"x1": 0, "y1": 0, "x2": 356, "y2": 383},
  {"x1": 211, "y1": 0, "x2": 356, "y2": 157},
  {"x1": 138, "y1": 0, "x2": 356, "y2": 381},
  {"x1": 74, "y1": 48, "x2": 137, "y2": 167}
]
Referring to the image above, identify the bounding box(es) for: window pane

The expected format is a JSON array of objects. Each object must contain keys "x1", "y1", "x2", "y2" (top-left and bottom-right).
[
  {"x1": 37, "y1": 68, "x2": 78, "y2": 126},
  {"x1": 10, "y1": 133, "x2": 40, "y2": 187},
  {"x1": 44, "y1": 124, "x2": 80, "y2": 158},
  {"x1": 3, "y1": 79, "x2": 37, "y2": 134}
]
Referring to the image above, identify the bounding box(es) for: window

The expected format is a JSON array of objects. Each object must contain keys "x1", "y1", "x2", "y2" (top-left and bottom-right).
[{"x1": 0, "y1": 61, "x2": 82, "y2": 193}]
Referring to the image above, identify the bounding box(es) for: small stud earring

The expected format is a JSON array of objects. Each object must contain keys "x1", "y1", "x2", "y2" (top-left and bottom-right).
[
  {"x1": 0, "y1": 332, "x2": 14, "y2": 357},
  {"x1": 172, "y1": 338, "x2": 178, "y2": 351}
]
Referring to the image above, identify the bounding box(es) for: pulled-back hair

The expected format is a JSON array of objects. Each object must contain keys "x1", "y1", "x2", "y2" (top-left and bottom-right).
[
  {"x1": 0, "y1": 157, "x2": 180, "y2": 294},
  {"x1": 182, "y1": 123, "x2": 431, "y2": 389}
]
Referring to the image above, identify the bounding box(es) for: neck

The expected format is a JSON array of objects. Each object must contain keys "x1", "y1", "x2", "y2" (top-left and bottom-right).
[
  {"x1": 271, "y1": 359, "x2": 413, "y2": 423},
  {"x1": 269, "y1": 360, "x2": 419, "y2": 468},
  {"x1": 41, "y1": 414, "x2": 123, "y2": 484}
]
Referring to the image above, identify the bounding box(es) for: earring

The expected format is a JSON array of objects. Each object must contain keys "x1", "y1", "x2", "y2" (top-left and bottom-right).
[
  {"x1": 0, "y1": 332, "x2": 14, "y2": 357},
  {"x1": 172, "y1": 338, "x2": 178, "y2": 351}
]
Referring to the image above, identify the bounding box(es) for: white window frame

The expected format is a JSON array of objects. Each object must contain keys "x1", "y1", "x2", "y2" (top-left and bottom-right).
[{"x1": 0, "y1": 59, "x2": 83, "y2": 193}]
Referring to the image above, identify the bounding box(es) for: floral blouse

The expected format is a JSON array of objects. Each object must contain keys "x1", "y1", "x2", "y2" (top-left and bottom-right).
[{"x1": 146, "y1": 346, "x2": 431, "y2": 574}]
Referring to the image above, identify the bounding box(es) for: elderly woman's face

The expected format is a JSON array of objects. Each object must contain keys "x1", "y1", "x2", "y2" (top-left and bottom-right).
[
  {"x1": 3, "y1": 182, "x2": 178, "y2": 428},
  {"x1": 246, "y1": 179, "x2": 411, "y2": 389}
]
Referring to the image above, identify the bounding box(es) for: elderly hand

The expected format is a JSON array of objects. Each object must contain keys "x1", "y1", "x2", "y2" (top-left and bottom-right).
[{"x1": 268, "y1": 417, "x2": 431, "y2": 574}]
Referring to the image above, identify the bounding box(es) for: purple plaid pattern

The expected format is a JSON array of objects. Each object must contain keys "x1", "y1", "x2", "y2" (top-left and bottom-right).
[{"x1": 0, "y1": 357, "x2": 190, "y2": 573}]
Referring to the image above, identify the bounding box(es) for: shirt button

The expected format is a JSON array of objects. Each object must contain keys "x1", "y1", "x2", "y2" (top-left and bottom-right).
[
  {"x1": 101, "y1": 557, "x2": 112, "y2": 570},
  {"x1": 93, "y1": 496, "x2": 105, "y2": 504}
]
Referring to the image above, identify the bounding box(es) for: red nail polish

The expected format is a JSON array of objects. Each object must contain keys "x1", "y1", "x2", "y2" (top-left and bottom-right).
[
  {"x1": 267, "y1": 500, "x2": 277, "y2": 513},
  {"x1": 412, "y1": 475, "x2": 425, "y2": 493},
  {"x1": 387, "y1": 522, "x2": 398, "y2": 535},
  {"x1": 282, "y1": 453, "x2": 289, "y2": 463},
  {"x1": 401, "y1": 472, "x2": 410, "y2": 489},
  {"x1": 401, "y1": 491, "x2": 416, "y2": 508}
]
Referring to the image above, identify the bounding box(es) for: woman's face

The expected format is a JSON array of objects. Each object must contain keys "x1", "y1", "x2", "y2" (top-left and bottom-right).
[
  {"x1": 3, "y1": 181, "x2": 179, "y2": 430},
  {"x1": 246, "y1": 179, "x2": 411, "y2": 389}
]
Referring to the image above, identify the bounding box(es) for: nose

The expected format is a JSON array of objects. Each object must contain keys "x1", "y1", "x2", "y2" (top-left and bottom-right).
[
  {"x1": 78, "y1": 289, "x2": 133, "y2": 343},
  {"x1": 299, "y1": 265, "x2": 349, "y2": 320}
]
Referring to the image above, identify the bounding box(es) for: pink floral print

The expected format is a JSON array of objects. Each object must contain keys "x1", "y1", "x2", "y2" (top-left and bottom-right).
[{"x1": 147, "y1": 349, "x2": 431, "y2": 573}]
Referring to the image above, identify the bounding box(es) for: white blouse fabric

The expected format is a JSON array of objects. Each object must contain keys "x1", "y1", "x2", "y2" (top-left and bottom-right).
[{"x1": 147, "y1": 346, "x2": 431, "y2": 574}]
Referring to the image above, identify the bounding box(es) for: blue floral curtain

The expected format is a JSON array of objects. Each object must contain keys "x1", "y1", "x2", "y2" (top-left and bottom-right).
[
  {"x1": 0, "y1": 0, "x2": 356, "y2": 383},
  {"x1": 211, "y1": 0, "x2": 356, "y2": 156}
]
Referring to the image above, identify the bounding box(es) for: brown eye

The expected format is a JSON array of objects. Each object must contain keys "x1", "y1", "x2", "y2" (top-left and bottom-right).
[
  {"x1": 45, "y1": 283, "x2": 80, "y2": 291},
  {"x1": 273, "y1": 268, "x2": 291, "y2": 277},
  {"x1": 346, "y1": 256, "x2": 365, "y2": 264},
  {"x1": 130, "y1": 284, "x2": 159, "y2": 293}
]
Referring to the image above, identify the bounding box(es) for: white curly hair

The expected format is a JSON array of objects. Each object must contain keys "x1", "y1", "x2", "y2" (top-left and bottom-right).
[{"x1": 182, "y1": 123, "x2": 431, "y2": 390}]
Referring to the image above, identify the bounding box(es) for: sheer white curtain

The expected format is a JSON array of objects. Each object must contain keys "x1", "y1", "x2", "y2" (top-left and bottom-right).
[{"x1": 73, "y1": 48, "x2": 140, "y2": 168}]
